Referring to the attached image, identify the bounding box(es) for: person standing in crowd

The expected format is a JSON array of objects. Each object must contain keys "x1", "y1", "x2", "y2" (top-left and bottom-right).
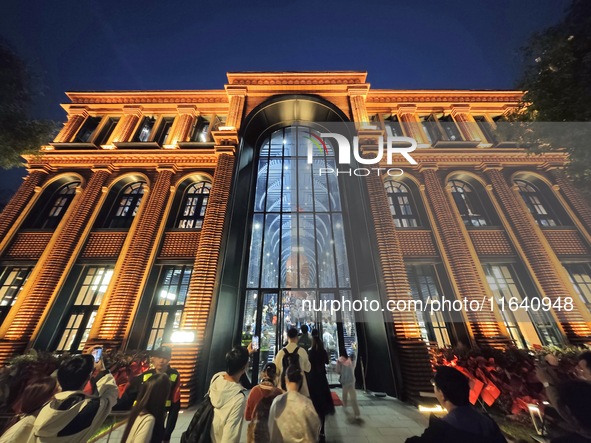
[
  {"x1": 275, "y1": 328, "x2": 311, "y2": 397},
  {"x1": 536, "y1": 351, "x2": 591, "y2": 439},
  {"x1": 0, "y1": 377, "x2": 59, "y2": 443},
  {"x1": 244, "y1": 363, "x2": 282, "y2": 443},
  {"x1": 307, "y1": 329, "x2": 335, "y2": 442},
  {"x1": 548, "y1": 380, "x2": 591, "y2": 443},
  {"x1": 120, "y1": 373, "x2": 170, "y2": 443},
  {"x1": 336, "y1": 349, "x2": 360, "y2": 420},
  {"x1": 33, "y1": 351, "x2": 119, "y2": 442},
  {"x1": 268, "y1": 365, "x2": 321, "y2": 443},
  {"x1": 115, "y1": 346, "x2": 181, "y2": 443},
  {"x1": 209, "y1": 346, "x2": 249, "y2": 443},
  {"x1": 405, "y1": 366, "x2": 507, "y2": 443},
  {"x1": 297, "y1": 325, "x2": 312, "y2": 351}
]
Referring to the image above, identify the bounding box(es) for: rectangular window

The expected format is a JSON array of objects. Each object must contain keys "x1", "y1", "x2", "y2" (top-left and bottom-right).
[
  {"x1": 0, "y1": 266, "x2": 32, "y2": 326},
  {"x1": 483, "y1": 264, "x2": 561, "y2": 348},
  {"x1": 154, "y1": 117, "x2": 175, "y2": 145},
  {"x1": 406, "y1": 264, "x2": 451, "y2": 347},
  {"x1": 94, "y1": 117, "x2": 120, "y2": 145},
  {"x1": 73, "y1": 117, "x2": 101, "y2": 143},
  {"x1": 146, "y1": 265, "x2": 192, "y2": 350},
  {"x1": 564, "y1": 263, "x2": 591, "y2": 313},
  {"x1": 473, "y1": 116, "x2": 496, "y2": 144},
  {"x1": 55, "y1": 266, "x2": 114, "y2": 352},
  {"x1": 134, "y1": 117, "x2": 156, "y2": 142},
  {"x1": 190, "y1": 117, "x2": 211, "y2": 142}
]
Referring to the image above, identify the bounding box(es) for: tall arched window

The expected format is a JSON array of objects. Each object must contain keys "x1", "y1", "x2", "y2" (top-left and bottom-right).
[
  {"x1": 242, "y1": 126, "x2": 357, "y2": 384},
  {"x1": 449, "y1": 179, "x2": 490, "y2": 227},
  {"x1": 515, "y1": 179, "x2": 559, "y2": 227},
  {"x1": 26, "y1": 181, "x2": 80, "y2": 229},
  {"x1": 176, "y1": 181, "x2": 211, "y2": 229},
  {"x1": 384, "y1": 181, "x2": 420, "y2": 227},
  {"x1": 105, "y1": 181, "x2": 146, "y2": 229}
]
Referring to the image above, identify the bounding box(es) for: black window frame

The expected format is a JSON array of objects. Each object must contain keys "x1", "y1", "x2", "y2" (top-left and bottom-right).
[{"x1": 175, "y1": 181, "x2": 211, "y2": 229}]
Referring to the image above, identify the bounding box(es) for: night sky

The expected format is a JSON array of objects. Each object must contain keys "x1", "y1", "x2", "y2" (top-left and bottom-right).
[{"x1": 0, "y1": 0, "x2": 570, "y2": 191}]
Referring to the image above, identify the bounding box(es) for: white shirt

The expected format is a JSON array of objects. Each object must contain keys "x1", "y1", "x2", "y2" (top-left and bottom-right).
[
  {"x1": 125, "y1": 413, "x2": 155, "y2": 443},
  {"x1": 268, "y1": 391, "x2": 320, "y2": 443},
  {"x1": 274, "y1": 343, "x2": 312, "y2": 397}
]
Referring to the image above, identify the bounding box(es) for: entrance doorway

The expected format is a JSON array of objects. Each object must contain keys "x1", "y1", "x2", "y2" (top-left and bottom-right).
[{"x1": 241, "y1": 125, "x2": 358, "y2": 385}]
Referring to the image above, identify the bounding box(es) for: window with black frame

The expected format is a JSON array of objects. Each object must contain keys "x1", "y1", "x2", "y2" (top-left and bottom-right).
[
  {"x1": 54, "y1": 266, "x2": 114, "y2": 352},
  {"x1": 515, "y1": 179, "x2": 559, "y2": 227},
  {"x1": 449, "y1": 179, "x2": 491, "y2": 227},
  {"x1": 176, "y1": 181, "x2": 211, "y2": 229},
  {"x1": 406, "y1": 264, "x2": 451, "y2": 347},
  {"x1": 104, "y1": 181, "x2": 146, "y2": 229},
  {"x1": 27, "y1": 181, "x2": 80, "y2": 229},
  {"x1": 384, "y1": 180, "x2": 420, "y2": 227},
  {"x1": 564, "y1": 263, "x2": 591, "y2": 313},
  {"x1": 134, "y1": 117, "x2": 156, "y2": 142},
  {"x1": 73, "y1": 117, "x2": 101, "y2": 143},
  {"x1": 0, "y1": 266, "x2": 32, "y2": 327},
  {"x1": 145, "y1": 265, "x2": 192, "y2": 350},
  {"x1": 483, "y1": 263, "x2": 562, "y2": 348}
]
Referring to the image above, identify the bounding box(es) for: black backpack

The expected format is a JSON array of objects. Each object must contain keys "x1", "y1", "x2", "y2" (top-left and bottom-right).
[
  {"x1": 180, "y1": 394, "x2": 214, "y2": 443},
  {"x1": 280, "y1": 346, "x2": 301, "y2": 390}
]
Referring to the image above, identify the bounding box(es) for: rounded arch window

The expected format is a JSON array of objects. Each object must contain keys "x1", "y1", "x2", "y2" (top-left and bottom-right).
[
  {"x1": 99, "y1": 180, "x2": 146, "y2": 229},
  {"x1": 175, "y1": 180, "x2": 212, "y2": 229},
  {"x1": 514, "y1": 179, "x2": 563, "y2": 227},
  {"x1": 448, "y1": 178, "x2": 494, "y2": 227},
  {"x1": 384, "y1": 180, "x2": 421, "y2": 227},
  {"x1": 25, "y1": 179, "x2": 80, "y2": 229}
]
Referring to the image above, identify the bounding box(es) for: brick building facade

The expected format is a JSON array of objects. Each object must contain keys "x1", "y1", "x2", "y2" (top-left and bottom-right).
[{"x1": 0, "y1": 72, "x2": 590, "y2": 405}]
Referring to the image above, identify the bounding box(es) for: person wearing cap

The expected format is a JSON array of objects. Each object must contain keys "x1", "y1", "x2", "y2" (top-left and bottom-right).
[
  {"x1": 33, "y1": 351, "x2": 118, "y2": 442},
  {"x1": 114, "y1": 346, "x2": 181, "y2": 443},
  {"x1": 405, "y1": 366, "x2": 507, "y2": 443}
]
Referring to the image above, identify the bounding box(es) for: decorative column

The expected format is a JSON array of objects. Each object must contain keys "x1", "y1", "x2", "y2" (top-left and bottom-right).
[
  {"x1": 171, "y1": 153, "x2": 235, "y2": 405},
  {"x1": 550, "y1": 169, "x2": 591, "y2": 236},
  {"x1": 451, "y1": 105, "x2": 480, "y2": 142},
  {"x1": 348, "y1": 85, "x2": 370, "y2": 123},
  {"x1": 225, "y1": 86, "x2": 247, "y2": 130},
  {"x1": 53, "y1": 107, "x2": 87, "y2": 143},
  {"x1": 0, "y1": 169, "x2": 48, "y2": 250},
  {"x1": 397, "y1": 105, "x2": 429, "y2": 144},
  {"x1": 420, "y1": 166, "x2": 509, "y2": 346},
  {"x1": 484, "y1": 167, "x2": 591, "y2": 343},
  {"x1": 168, "y1": 105, "x2": 197, "y2": 146},
  {"x1": 0, "y1": 168, "x2": 111, "y2": 364},
  {"x1": 88, "y1": 167, "x2": 175, "y2": 349},
  {"x1": 365, "y1": 169, "x2": 433, "y2": 397},
  {"x1": 111, "y1": 106, "x2": 142, "y2": 143}
]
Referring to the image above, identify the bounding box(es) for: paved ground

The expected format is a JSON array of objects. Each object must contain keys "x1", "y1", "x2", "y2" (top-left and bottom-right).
[{"x1": 96, "y1": 388, "x2": 429, "y2": 443}]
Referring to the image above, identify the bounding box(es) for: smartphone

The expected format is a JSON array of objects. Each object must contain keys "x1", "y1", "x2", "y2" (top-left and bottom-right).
[
  {"x1": 251, "y1": 336, "x2": 259, "y2": 351},
  {"x1": 92, "y1": 347, "x2": 103, "y2": 363}
]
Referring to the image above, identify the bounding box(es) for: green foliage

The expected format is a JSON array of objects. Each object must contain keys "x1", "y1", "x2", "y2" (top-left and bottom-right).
[
  {"x1": 516, "y1": 0, "x2": 591, "y2": 193},
  {"x1": 0, "y1": 39, "x2": 57, "y2": 169}
]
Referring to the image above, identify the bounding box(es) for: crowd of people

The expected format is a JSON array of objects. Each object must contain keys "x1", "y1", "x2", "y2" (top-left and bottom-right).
[{"x1": 0, "y1": 337, "x2": 590, "y2": 443}]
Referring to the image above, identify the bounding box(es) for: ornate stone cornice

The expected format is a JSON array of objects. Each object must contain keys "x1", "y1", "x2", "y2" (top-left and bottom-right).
[
  {"x1": 65, "y1": 91, "x2": 228, "y2": 105},
  {"x1": 226, "y1": 71, "x2": 367, "y2": 86},
  {"x1": 23, "y1": 152, "x2": 221, "y2": 168},
  {"x1": 367, "y1": 90, "x2": 523, "y2": 104}
]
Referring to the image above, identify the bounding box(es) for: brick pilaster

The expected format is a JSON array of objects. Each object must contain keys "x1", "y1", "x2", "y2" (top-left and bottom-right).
[
  {"x1": 225, "y1": 86, "x2": 247, "y2": 130},
  {"x1": 169, "y1": 105, "x2": 197, "y2": 145},
  {"x1": 365, "y1": 172, "x2": 432, "y2": 396},
  {"x1": 550, "y1": 169, "x2": 591, "y2": 237},
  {"x1": 421, "y1": 167, "x2": 509, "y2": 345},
  {"x1": 0, "y1": 169, "x2": 47, "y2": 247},
  {"x1": 0, "y1": 169, "x2": 111, "y2": 363},
  {"x1": 91, "y1": 168, "x2": 174, "y2": 347},
  {"x1": 54, "y1": 108, "x2": 87, "y2": 143},
  {"x1": 397, "y1": 105, "x2": 428, "y2": 144},
  {"x1": 484, "y1": 168, "x2": 591, "y2": 343},
  {"x1": 171, "y1": 153, "x2": 235, "y2": 405},
  {"x1": 111, "y1": 106, "x2": 142, "y2": 143}
]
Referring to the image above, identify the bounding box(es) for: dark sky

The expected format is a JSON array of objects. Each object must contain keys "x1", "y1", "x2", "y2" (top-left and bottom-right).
[{"x1": 0, "y1": 0, "x2": 570, "y2": 190}]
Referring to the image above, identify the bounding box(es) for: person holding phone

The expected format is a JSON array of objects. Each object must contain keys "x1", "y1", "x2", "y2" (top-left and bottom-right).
[{"x1": 33, "y1": 346, "x2": 118, "y2": 442}]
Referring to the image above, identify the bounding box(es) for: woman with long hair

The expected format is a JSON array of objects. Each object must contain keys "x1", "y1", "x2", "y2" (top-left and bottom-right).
[
  {"x1": 307, "y1": 329, "x2": 335, "y2": 443},
  {"x1": 245, "y1": 362, "x2": 282, "y2": 442},
  {"x1": 120, "y1": 373, "x2": 170, "y2": 443},
  {"x1": 0, "y1": 376, "x2": 59, "y2": 443}
]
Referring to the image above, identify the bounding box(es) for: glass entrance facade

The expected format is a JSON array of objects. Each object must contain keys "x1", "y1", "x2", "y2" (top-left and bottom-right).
[{"x1": 242, "y1": 126, "x2": 357, "y2": 384}]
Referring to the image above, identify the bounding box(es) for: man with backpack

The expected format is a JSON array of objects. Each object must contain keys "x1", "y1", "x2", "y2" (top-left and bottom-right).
[{"x1": 274, "y1": 327, "x2": 311, "y2": 397}]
